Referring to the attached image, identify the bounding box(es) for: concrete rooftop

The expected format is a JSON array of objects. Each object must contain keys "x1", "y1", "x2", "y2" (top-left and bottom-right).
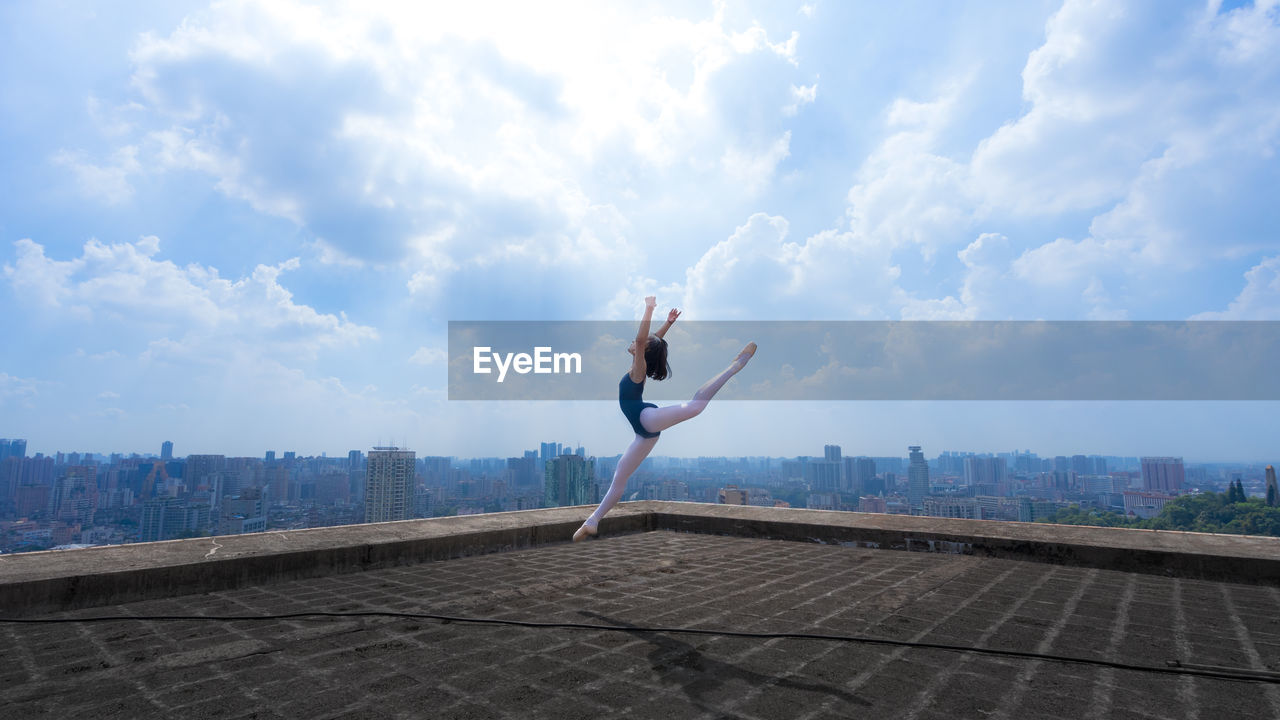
[{"x1": 2, "y1": 503, "x2": 1280, "y2": 719}]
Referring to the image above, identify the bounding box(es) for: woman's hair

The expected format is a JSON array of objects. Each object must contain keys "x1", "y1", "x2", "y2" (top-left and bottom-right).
[{"x1": 644, "y1": 335, "x2": 671, "y2": 381}]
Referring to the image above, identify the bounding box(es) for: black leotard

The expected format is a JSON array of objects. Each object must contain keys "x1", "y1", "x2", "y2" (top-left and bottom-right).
[{"x1": 619, "y1": 373, "x2": 660, "y2": 438}]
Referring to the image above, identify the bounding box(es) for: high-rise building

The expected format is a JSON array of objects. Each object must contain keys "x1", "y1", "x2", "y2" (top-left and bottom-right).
[
  {"x1": 161, "y1": 441, "x2": 174, "y2": 461},
  {"x1": 346, "y1": 450, "x2": 364, "y2": 502},
  {"x1": 543, "y1": 454, "x2": 595, "y2": 508},
  {"x1": 963, "y1": 457, "x2": 1008, "y2": 487},
  {"x1": 845, "y1": 457, "x2": 877, "y2": 495},
  {"x1": 186, "y1": 455, "x2": 226, "y2": 490},
  {"x1": 506, "y1": 456, "x2": 537, "y2": 488},
  {"x1": 1013, "y1": 451, "x2": 1036, "y2": 475},
  {"x1": 1071, "y1": 455, "x2": 1090, "y2": 476},
  {"x1": 718, "y1": 485, "x2": 748, "y2": 505},
  {"x1": 52, "y1": 466, "x2": 98, "y2": 526},
  {"x1": 1, "y1": 439, "x2": 28, "y2": 462},
  {"x1": 908, "y1": 445, "x2": 929, "y2": 513},
  {"x1": 804, "y1": 460, "x2": 841, "y2": 493},
  {"x1": 824, "y1": 445, "x2": 844, "y2": 489},
  {"x1": 364, "y1": 447, "x2": 416, "y2": 523},
  {"x1": 140, "y1": 498, "x2": 188, "y2": 542},
  {"x1": 1141, "y1": 457, "x2": 1184, "y2": 492},
  {"x1": 1091, "y1": 456, "x2": 1108, "y2": 476},
  {"x1": 265, "y1": 451, "x2": 276, "y2": 463},
  {"x1": 2, "y1": 456, "x2": 22, "y2": 503}
]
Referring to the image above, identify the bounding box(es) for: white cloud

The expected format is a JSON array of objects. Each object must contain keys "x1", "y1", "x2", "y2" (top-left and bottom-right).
[
  {"x1": 682, "y1": 212, "x2": 900, "y2": 320},
  {"x1": 74, "y1": 348, "x2": 125, "y2": 361},
  {"x1": 307, "y1": 238, "x2": 367, "y2": 268},
  {"x1": 0, "y1": 372, "x2": 40, "y2": 402},
  {"x1": 48, "y1": 0, "x2": 815, "y2": 323},
  {"x1": 52, "y1": 146, "x2": 141, "y2": 204},
  {"x1": 783, "y1": 82, "x2": 817, "y2": 116},
  {"x1": 823, "y1": 0, "x2": 1280, "y2": 319},
  {"x1": 6, "y1": 236, "x2": 377, "y2": 357},
  {"x1": 408, "y1": 347, "x2": 446, "y2": 365},
  {"x1": 721, "y1": 131, "x2": 791, "y2": 194},
  {"x1": 843, "y1": 78, "x2": 978, "y2": 264},
  {"x1": 1191, "y1": 256, "x2": 1280, "y2": 320}
]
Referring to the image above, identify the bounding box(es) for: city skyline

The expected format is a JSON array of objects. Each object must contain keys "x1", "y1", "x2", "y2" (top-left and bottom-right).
[
  {"x1": 3, "y1": 1, "x2": 1279, "y2": 458},
  {"x1": 2, "y1": 435, "x2": 1273, "y2": 468},
  {"x1": 7, "y1": 429, "x2": 1277, "y2": 555}
]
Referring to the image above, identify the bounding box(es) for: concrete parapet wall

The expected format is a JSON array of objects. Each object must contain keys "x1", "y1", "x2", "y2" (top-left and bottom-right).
[
  {"x1": 647, "y1": 502, "x2": 1280, "y2": 585},
  {"x1": 3, "y1": 501, "x2": 1279, "y2": 617},
  {"x1": 0, "y1": 505, "x2": 650, "y2": 617}
]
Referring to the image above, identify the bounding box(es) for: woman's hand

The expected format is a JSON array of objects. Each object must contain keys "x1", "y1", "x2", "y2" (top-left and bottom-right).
[
  {"x1": 645, "y1": 295, "x2": 657, "y2": 309},
  {"x1": 667, "y1": 308, "x2": 681, "y2": 324}
]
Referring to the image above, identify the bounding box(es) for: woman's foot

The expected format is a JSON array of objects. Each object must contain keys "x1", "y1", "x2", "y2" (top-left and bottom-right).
[
  {"x1": 736, "y1": 342, "x2": 757, "y2": 366},
  {"x1": 573, "y1": 523, "x2": 598, "y2": 542}
]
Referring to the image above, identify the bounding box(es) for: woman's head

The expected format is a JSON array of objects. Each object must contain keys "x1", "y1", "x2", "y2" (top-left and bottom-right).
[{"x1": 629, "y1": 334, "x2": 670, "y2": 381}]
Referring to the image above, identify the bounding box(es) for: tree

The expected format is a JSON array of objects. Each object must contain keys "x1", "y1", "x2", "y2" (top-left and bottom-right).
[{"x1": 1227, "y1": 480, "x2": 1243, "y2": 504}]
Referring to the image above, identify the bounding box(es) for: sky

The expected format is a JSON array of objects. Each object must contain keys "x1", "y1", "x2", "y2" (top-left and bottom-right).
[{"x1": 2, "y1": 0, "x2": 1278, "y2": 462}]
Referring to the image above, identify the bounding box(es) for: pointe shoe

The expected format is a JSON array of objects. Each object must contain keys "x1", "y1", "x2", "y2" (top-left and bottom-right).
[
  {"x1": 737, "y1": 342, "x2": 757, "y2": 363},
  {"x1": 573, "y1": 524, "x2": 598, "y2": 542}
]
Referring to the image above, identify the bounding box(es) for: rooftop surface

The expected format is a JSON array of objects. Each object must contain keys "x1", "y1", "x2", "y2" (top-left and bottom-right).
[{"x1": 4, "y1": 515, "x2": 1280, "y2": 719}]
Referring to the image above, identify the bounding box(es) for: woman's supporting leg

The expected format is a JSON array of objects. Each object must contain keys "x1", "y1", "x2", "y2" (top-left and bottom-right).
[
  {"x1": 638, "y1": 342, "x2": 756, "y2": 435},
  {"x1": 577, "y1": 433, "x2": 659, "y2": 537}
]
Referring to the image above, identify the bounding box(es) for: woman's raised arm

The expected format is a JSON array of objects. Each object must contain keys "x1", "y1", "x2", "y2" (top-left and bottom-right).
[
  {"x1": 629, "y1": 296, "x2": 657, "y2": 382},
  {"x1": 655, "y1": 308, "x2": 680, "y2": 339}
]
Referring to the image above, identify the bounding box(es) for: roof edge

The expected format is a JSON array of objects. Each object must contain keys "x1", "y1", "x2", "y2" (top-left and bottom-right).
[{"x1": 2, "y1": 502, "x2": 1278, "y2": 617}]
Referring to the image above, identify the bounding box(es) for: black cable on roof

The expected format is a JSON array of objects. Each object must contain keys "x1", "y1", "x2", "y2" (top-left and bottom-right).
[{"x1": 2, "y1": 610, "x2": 1276, "y2": 685}]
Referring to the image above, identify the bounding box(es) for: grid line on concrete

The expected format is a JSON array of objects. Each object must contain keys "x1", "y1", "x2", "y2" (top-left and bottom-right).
[
  {"x1": 1219, "y1": 582, "x2": 1280, "y2": 718},
  {"x1": 892, "y1": 564, "x2": 1068, "y2": 720},
  {"x1": 1085, "y1": 573, "x2": 1138, "y2": 720}
]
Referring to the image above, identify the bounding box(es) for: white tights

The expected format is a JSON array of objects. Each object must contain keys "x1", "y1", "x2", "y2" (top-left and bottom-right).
[{"x1": 583, "y1": 352, "x2": 750, "y2": 528}]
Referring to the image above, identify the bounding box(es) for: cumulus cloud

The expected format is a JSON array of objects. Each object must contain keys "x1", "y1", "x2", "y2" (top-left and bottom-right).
[
  {"x1": 1191, "y1": 256, "x2": 1280, "y2": 320},
  {"x1": 5, "y1": 235, "x2": 377, "y2": 356},
  {"x1": 970, "y1": 0, "x2": 1280, "y2": 276},
  {"x1": 0, "y1": 372, "x2": 40, "y2": 402},
  {"x1": 52, "y1": 146, "x2": 141, "y2": 204},
  {"x1": 821, "y1": 0, "x2": 1280, "y2": 319},
  {"x1": 55, "y1": 0, "x2": 814, "y2": 325},
  {"x1": 682, "y1": 212, "x2": 900, "y2": 320},
  {"x1": 845, "y1": 81, "x2": 976, "y2": 263},
  {"x1": 408, "y1": 346, "x2": 446, "y2": 365},
  {"x1": 721, "y1": 132, "x2": 791, "y2": 194},
  {"x1": 783, "y1": 82, "x2": 817, "y2": 116}
]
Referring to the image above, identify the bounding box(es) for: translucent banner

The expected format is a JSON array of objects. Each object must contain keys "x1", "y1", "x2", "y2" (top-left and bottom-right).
[{"x1": 447, "y1": 321, "x2": 1280, "y2": 401}]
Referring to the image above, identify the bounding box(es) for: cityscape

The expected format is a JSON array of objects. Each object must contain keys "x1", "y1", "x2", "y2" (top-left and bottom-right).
[{"x1": 2, "y1": 436, "x2": 1276, "y2": 554}]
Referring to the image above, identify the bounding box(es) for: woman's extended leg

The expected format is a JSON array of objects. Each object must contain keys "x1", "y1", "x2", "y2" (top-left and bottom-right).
[
  {"x1": 638, "y1": 342, "x2": 756, "y2": 434},
  {"x1": 574, "y1": 433, "x2": 659, "y2": 540}
]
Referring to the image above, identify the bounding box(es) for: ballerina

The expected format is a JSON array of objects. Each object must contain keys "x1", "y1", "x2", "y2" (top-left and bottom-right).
[{"x1": 574, "y1": 295, "x2": 756, "y2": 541}]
